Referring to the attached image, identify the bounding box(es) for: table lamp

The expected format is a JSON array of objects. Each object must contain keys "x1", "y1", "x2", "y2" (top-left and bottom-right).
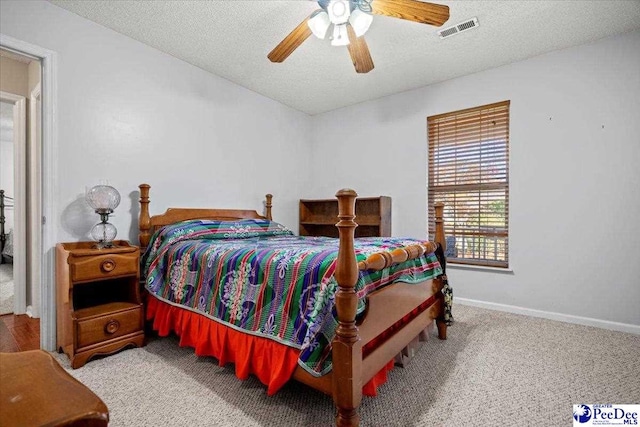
[{"x1": 86, "y1": 184, "x2": 120, "y2": 248}]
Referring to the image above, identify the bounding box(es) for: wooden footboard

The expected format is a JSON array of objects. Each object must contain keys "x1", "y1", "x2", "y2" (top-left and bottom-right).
[{"x1": 328, "y1": 190, "x2": 446, "y2": 427}]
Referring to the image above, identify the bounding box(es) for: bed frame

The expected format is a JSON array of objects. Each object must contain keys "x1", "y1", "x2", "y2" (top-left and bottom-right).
[
  {"x1": 0, "y1": 189, "x2": 13, "y2": 264},
  {"x1": 138, "y1": 183, "x2": 447, "y2": 427}
]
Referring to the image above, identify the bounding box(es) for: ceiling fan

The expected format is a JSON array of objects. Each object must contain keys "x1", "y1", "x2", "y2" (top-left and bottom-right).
[{"x1": 267, "y1": 0, "x2": 450, "y2": 74}]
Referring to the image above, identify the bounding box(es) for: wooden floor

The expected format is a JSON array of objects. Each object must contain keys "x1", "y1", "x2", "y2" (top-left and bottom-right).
[{"x1": 0, "y1": 314, "x2": 40, "y2": 352}]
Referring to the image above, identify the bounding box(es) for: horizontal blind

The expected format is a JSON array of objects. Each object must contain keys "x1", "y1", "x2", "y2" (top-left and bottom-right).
[{"x1": 428, "y1": 100, "x2": 510, "y2": 268}]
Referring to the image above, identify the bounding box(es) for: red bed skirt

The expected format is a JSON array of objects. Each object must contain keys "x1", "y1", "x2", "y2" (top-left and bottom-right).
[{"x1": 146, "y1": 296, "x2": 393, "y2": 396}]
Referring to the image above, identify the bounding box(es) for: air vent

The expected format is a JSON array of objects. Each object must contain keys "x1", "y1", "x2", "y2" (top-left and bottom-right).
[{"x1": 438, "y1": 17, "x2": 479, "y2": 39}]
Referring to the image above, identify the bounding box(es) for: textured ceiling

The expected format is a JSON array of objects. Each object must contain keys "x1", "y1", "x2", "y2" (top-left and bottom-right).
[{"x1": 51, "y1": 0, "x2": 640, "y2": 115}]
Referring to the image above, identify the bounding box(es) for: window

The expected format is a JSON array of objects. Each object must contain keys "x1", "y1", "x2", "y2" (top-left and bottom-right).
[{"x1": 428, "y1": 101, "x2": 510, "y2": 268}]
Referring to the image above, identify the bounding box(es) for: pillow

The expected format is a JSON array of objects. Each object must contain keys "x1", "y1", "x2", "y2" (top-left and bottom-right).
[{"x1": 142, "y1": 219, "x2": 294, "y2": 267}]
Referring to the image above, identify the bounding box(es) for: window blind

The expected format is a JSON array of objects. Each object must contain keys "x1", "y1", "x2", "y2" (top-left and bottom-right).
[{"x1": 428, "y1": 100, "x2": 510, "y2": 268}]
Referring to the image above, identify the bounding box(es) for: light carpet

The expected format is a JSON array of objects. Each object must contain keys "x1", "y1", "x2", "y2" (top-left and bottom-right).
[
  {"x1": 54, "y1": 305, "x2": 640, "y2": 426},
  {"x1": 0, "y1": 263, "x2": 13, "y2": 315}
]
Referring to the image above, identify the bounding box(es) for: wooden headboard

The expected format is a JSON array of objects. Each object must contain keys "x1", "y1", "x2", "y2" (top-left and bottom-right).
[{"x1": 138, "y1": 183, "x2": 273, "y2": 252}]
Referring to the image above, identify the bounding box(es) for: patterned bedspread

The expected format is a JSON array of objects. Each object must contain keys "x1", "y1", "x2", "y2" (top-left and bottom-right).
[{"x1": 143, "y1": 219, "x2": 442, "y2": 375}]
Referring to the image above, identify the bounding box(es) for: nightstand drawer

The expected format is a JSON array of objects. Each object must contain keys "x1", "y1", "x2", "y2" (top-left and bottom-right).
[
  {"x1": 71, "y1": 253, "x2": 138, "y2": 282},
  {"x1": 76, "y1": 304, "x2": 142, "y2": 349}
]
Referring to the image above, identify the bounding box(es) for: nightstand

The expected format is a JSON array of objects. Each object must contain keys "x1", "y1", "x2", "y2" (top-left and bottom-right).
[{"x1": 56, "y1": 241, "x2": 144, "y2": 368}]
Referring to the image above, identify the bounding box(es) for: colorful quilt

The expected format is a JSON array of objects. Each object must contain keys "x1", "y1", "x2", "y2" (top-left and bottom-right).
[{"x1": 143, "y1": 219, "x2": 442, "y2": 375}]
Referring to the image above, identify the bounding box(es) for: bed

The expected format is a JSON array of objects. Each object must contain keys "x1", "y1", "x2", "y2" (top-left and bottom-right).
[
  {"x1": 0, "y1": 190, "x2": 13, "y2": 264},
  {"x1": 138, "y1": 184, "x2": 449, "y2": 427}
]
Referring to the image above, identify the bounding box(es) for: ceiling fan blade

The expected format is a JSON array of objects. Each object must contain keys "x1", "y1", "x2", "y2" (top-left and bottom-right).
[
  {"x1": 268, "y1": 16, "x2": 313, "y2": 63},
  {"x1": 346, "y1": 25, "x2": 374, "y2": 74},
  {"x1": 371, "y1": 0, "x2": 450, "y2": 26}
]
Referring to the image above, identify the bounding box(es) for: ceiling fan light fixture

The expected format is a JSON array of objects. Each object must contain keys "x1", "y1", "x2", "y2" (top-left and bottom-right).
[
  {"x1": 269, "y1": 0, "x2": 450, "y2": 72},
  {"x1": 349, "y1": 8, "x2": 373, "y2": 37},
  {"x1": 331, "y1": 23, "x2": 350, "y2": 46},
  {"x1": 308, "y1": 10, "x2": 331, "y2": 39},
  {"x1": 327, "y1": 0, "x2": 351, "y2": 25}
]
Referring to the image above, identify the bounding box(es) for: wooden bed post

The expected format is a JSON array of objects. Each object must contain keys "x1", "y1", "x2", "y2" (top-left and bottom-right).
[
  {"x1": 333, "y1": 189, "x2": 362, "y2": 427},
  {"x1": 433, "y1": 201, "x2": 447, "y2": 340},
  {"x1": 139, "y1": 184, "x2": 151, "y2": 253},
  {"x1": 265, "y1": 194, "x2": 273, "y2": 221}
]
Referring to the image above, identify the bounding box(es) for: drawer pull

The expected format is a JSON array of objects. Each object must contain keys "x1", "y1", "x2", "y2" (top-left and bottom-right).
[
  {"x1": 104, "y1": 319, "x2": 120, "y2": 334},
  {"x1": 101, "y1": 259, "x2": 116, "y2": 273}
]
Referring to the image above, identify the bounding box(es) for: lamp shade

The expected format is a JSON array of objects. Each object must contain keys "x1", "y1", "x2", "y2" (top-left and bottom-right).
[
  {"x1": 308, "y1": 10, "x2": 331, "y2": 39},
  {"x1": 349, "y1": 8, "x2": 373, "y2": 37},
  {"x1": 86, "y1": 185, "x2": 120, "y2": 213}
]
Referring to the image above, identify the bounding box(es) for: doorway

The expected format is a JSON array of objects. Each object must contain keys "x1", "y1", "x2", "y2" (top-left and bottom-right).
[
  {"x1": 1, "y1": 33, "x2": 57, "y2": 351},
  {"x1": 0, "y1": 47, "x2": 41, "y2": 350},
  {"x1": 1, "y1": 93, "x2": 25, "y2": 316}
]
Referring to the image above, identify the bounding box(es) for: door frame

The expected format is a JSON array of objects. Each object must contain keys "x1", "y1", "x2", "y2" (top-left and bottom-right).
[
  {"x1": 0, "y1": 33, "x2": 58, "y2": 351},
  {"x1": 0, "y1": 91, "x2": 26, "y2": 315},
  {"x1": 29, "y1": 82, "x2": 42, "y2": 318}
]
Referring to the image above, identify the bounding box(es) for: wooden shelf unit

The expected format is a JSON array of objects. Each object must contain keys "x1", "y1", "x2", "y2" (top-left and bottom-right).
[
  {"x1": 56, "y1": 241, "x2": 144, "y2": 368},
  {"x1": 299, "y1": 196, "x2": 391, "y2": 238}
]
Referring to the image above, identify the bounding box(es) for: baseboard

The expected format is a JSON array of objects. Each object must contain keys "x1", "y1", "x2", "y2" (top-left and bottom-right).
[
  {"x1": 26, "y1": 305, "x2": 35, "y2": 318},
  {"x1": 455, "y1": 297, "x2": 640, "y2": 335}
]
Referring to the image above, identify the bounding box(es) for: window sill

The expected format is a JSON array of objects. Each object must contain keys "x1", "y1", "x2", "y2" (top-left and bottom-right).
[{"x1": 447, "y1": 263, "x2": 514, "y2": 274}]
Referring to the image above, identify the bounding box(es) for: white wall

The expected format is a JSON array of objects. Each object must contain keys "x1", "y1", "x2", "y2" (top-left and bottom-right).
[
  {"x1": 0, "y1": 0, "x2": 312, "y2": 245},
  {"x1": 309, "y1": 30, "x2": 640, "y2": 327},
  {"x1": 0, "y1": 55, "x2": 29, "y2": 97}
]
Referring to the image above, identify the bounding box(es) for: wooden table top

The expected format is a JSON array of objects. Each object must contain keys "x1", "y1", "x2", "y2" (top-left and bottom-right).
[{"x1": 0, "y1": 350, "x2": 109, "y2": 427}]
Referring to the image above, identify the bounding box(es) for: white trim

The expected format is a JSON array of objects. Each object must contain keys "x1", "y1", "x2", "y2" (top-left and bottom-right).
[
  {"x1": 1, "y1": 33, "x2": 58, "y2": 351},
  {"x1": 0, "y1": 91, "x2": 27, "y2": 315},
  {"x1": 41, "y1": 46, "x2": 58, "y2": 352},
  {"x1": 29, "y1": 82, "x2": 42, "y2": 318},
  {"x1": 448, "y1": 263, "x2": 514, "y2": 274},
  {"x1": 455, "y1": 297, "x2": 640, "y2": 335}
]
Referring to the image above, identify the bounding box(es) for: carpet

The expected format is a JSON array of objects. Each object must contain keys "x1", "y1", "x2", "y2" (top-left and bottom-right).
[
  {"x1": 0, "y1": 264, "x2": 13, "y2": 315},
  {"x1": 54, "y1": 305, "x2": 640, "y2": 427}
]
